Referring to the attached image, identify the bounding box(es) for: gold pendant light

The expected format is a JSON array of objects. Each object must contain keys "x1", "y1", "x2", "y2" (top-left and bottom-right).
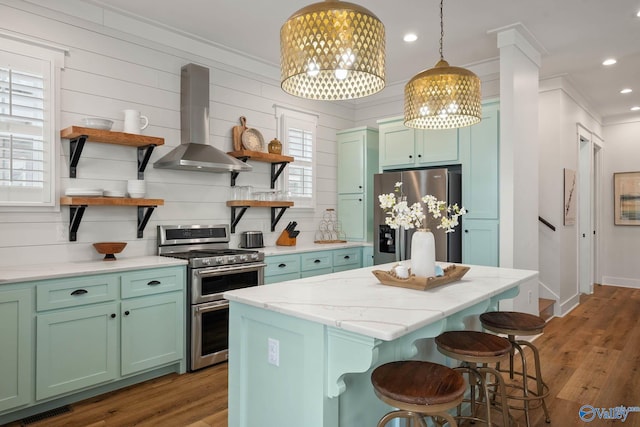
[
  {"x1": 280, "y1": 0, "x2": 386, "y2": 100},
  {"x1": 404, "y1": 0, "x2": 481, "y2": 129}
]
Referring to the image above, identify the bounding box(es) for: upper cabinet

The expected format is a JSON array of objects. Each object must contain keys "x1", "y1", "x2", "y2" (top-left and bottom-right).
[
  {"x1": 336, "y1": 127, "x2": 379, "y2": 241},
  {"x1": 378, "y1": 118, "x2": 459, "y2": 169}
]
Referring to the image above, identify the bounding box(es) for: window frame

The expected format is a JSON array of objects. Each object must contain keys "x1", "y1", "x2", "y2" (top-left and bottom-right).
[
  {"x1": 274, "y1": 105, "x2": 319, "y2": 210},
  {"x1": 0, "y1": 32, "x2": 65, "y2": 211}
]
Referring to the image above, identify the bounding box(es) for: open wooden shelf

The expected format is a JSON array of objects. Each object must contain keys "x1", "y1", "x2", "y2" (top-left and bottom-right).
[
  {"x1": 226, "y1": 200, "x2": 293, "y2": 208},
  {"x1": 61, "y1": 197, "x2": 164, "y2": 206},
  {"x1": 227, "y1": 150, "x2": 293, "y2": 163},
  {"x1": 61, "y1": 126, "x2": 164, "y2": 147}
]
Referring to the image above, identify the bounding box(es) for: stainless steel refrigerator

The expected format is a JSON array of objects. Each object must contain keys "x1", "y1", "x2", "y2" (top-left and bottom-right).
[{"x1": 373, "y1": 168, "x2": 462, "y2": 265}]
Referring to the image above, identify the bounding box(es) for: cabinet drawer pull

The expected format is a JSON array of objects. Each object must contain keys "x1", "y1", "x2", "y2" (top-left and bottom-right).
[
  {"x1": 465, "y1": 229, "x2": 469, "y2": 233},
  {"x1": 278, "y1": 263, "x2": 287, "y2": 268},
  {"x1": 314, "y1": 259, "x2": 321, "y2": 264},
  {"x1": 147, "y1": 280, "x2": 161, "y2": 286},
  {"x1": 418, "y1": 154, "x2": 422, "y2": 158},
  {"x1": 110, "y1": 313, "x2": 116, "y2": 319},
  {"x1": 70, "y1": 289, "x2": 88, "y2": 296},
  {"x1": 124, "y1": 310, "x2": 130, "y2": 316},
  {"x1": 343, "y1": 255, "x2": 350, "y2": 260},
  {"x1": 409, "y1": 155, "x2": 413, "y2": 159}
]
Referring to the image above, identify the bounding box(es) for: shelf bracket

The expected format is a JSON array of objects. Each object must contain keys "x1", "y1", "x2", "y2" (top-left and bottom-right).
[
  {"x1": 230, "y1": 206, "x2": 249, "y2": 233},
  {"x1": 69, "y1": 205, "x2": 87, "y2": 241},
  {"x1": 69, "y1": 135, "x2": 88, "y2": 178},
  {"x1": 271, "y1": 206, "x2": 289, "y2": 232},
  {"x1": 137, "y1": 145, "x2": 156, "y2": 179},
  {"x1": 270, "y1": 162, "x2": 288, "y2": 189},
  {"x1": 230, "y1": 156, "x2": 250, "y2": 187},
  {"x1": 137, "y1": 206, "x2": 156, "y2": 238}
]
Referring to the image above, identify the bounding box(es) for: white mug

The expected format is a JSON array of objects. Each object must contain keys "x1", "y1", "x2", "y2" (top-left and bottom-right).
[{"x1": 123, "y1": 109, "x2": 149, "y2": 134}]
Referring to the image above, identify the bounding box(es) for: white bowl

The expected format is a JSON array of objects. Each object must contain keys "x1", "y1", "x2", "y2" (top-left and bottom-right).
[
  {"x1": 128, "y1": 192, "x2": 145, "y2": 199},
  {"x1": 81, "y1": 117, "x2": 114, "y2": 130}
]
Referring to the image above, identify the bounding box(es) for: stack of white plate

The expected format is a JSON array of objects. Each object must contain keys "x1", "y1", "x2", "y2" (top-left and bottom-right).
[
  {"x1": 104, "y1": 190, "x2": 126, "y2": 198},
  {"x1": 126, "y1": 180, "x2": 146, "y2": 198},
  {"x1": 65, "y1": 188, "x2": 103, "y2": 197}
]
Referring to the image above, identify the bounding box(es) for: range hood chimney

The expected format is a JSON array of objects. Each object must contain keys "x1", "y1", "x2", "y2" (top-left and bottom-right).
[{"x1": 154, "y1": 63, "x2": 251, "y2": 173}]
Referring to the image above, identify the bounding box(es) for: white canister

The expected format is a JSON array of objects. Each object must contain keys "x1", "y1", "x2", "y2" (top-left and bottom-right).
[
  {"x1": 410, "y1": 229, "x2": 436, "y2": 278},
  {"x1": 123, "y1": 109, "x2": 149, "y2": 134}
]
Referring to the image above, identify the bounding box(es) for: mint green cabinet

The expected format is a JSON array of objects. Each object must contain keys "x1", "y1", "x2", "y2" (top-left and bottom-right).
[
  {"x1": 462, "y1": 219, "x2": 499, "y2": 267},
  {"x1": 337, "y1": 194, "x2": 366, "y2": 241},
  {"x1": 460, "y1": 101, "x2": 500, "y2": 266},
  {"x1": 265, "y1": 247, "x2": 364, "y2": 284},
  {"x1": 0, "y1": 289, "x2": 33, "y2": 412},
  {"x1": 378, "y1": 118, "x2": 459, "y2": 170},
  {"x1": 36, "y1": 302, "x2": 118, "y2": 400},
  {"x1": 121, "y1": 292, "x2": 184, "y2": 376},
  {"x1": 362, "y1": 246, "x2": 374, "y2": 267},
  {"x1": 336, "y1": 127, "x2": 378, "y2": 242}
]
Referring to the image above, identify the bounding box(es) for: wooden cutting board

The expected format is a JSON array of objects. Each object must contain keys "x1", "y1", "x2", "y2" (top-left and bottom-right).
[{"x1": 232, "y1": 116, "x2": 246, "y2": 151}]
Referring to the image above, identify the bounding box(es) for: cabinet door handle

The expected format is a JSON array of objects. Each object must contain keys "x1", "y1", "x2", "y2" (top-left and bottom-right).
[
  {"x1": 278, "y1": 263, "x2": 287, "y2": 268},
  {"x1": 418, "y1": 154, "x2": 422, "y2": 158},
  {"x1": 409, "y1": 155, "x2": 413, "y2": 159},
  {"x1": 110, "y1": 313, "x2": 116, "y2": 319},
  {"x1": 147, "y1": 280, "x2": 161, "y2": 286},
  {"x1": 465, "y1": 229, "x2": 469, "y2": 233},
  {"x1": 359, "y1": 198, "x2": 362, "y2": 202},
  {"x1": 358, "y1": 185, "x2": 362, "y2": 189},
  {"x1": 124, "y1": 310, "x2": 130, "y2": 316},
  {"x1": 344, "y1": 255, "x2": 350, "y2": 260},
  {"x1": 314, "y1": 259, "x2": 321, "y2": 264},
  {"x1": 70, "y1": 289, "x2": 88, "y2": 296}
]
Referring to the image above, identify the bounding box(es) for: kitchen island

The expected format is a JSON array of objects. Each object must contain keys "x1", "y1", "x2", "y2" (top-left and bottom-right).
[{"x1": 225, "y1": 262, "x2": 537, "y2": 427}]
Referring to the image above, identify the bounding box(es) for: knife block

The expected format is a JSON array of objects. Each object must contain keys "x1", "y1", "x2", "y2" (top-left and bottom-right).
[{"x1": 276, "y1": 230, "x2": 296, "y2": 246}]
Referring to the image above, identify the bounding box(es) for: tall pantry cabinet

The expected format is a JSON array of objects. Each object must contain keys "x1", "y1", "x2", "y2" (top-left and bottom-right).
[{"x1": 336, "y1": 127, "x2": 379, "y2": 242}]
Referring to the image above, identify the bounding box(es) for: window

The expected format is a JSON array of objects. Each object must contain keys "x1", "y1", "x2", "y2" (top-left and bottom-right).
[
  {"x1": 0, "y1": 36, "x2": 64, "y2": 208},
  {"x1": 274, "y1": 105, "x2": 318, "y2": 209}
]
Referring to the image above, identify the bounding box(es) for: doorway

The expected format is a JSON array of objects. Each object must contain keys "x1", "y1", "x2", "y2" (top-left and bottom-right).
[{"x1": 577, "y1": 126, "x2": 602, "y2": 295}]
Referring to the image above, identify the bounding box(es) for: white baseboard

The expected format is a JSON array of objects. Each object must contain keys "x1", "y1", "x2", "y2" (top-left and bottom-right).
[
  {"x1": 602, "y1": 276, "x2": 640, "y2": 289},
  {"x1": 558, "y1": 293, "x2": 581, "y2": 317}
]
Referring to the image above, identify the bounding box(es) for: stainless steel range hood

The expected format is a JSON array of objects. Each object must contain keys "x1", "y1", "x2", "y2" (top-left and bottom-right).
[{"x1": 154, "y1": 63, "x2": 251, "y2": 173}]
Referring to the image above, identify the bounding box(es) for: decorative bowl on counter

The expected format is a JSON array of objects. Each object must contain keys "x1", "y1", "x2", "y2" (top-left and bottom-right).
[
  {"x1": 81, "y1": 117, "x2": 114, "y2": 130},
  {"x1": 93, "y1": 242, "x2": 127, "y2": 260}
]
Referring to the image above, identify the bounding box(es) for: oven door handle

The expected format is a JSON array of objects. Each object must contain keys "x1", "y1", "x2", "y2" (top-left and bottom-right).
[
  {"x1": 195, "y1": 263, "x2": 267, "y2": 279},
  {"x1": 195, "y1": 300, "x2": 229, "y2": 313}
]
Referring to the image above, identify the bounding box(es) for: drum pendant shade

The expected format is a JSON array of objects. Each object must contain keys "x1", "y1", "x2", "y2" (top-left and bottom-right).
[{"x1": 280, "y1": 0, "x2": 386, "y2": 100}]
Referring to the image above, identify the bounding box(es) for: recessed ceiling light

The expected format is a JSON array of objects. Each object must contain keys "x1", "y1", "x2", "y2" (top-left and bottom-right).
[
  {"x1": 631, "y1": 106, "x2": 640, "y2": 111},
  {"x1": 637, "y1": 10, "x2": 640, "y2": 17},
  {"x1": 621, "y1": 88, "x2": 633, "y2": 94},
  {"x1": 403, "y1": 33, "x2": 418, "y2": 43},
  {"x1": 602, "y1": 58, "x2": 617, "y2": 66}
]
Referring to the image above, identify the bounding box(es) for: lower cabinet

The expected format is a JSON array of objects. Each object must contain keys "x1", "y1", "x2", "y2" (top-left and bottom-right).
[
  {"x1": 462, "y1": 219, "x2": 499, "y2": 267},
  {"x1": 1, "y1": 265, "x2": 186, "y2": 421},
  {"x1": 265, "y1": 247, "x2": 364, "y2": 284},
  {"x1": 0, "y1": 288, "x2": 33, "y2": 413}
]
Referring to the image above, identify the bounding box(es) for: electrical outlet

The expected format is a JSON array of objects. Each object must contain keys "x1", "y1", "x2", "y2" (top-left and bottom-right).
[
  {"x1": 528, "y1": 290, "x2": 532, "y2": 304},
  {"x1": 268, "y1": 338, "x2": 279, "y2": 366}
]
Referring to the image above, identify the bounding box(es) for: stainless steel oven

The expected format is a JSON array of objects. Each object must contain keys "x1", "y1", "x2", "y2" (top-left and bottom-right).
[{"x1": 158, "y1": 224, "x2": 265, "y2": 371}]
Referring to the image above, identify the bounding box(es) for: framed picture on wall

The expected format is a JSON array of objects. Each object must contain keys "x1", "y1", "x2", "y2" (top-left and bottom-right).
[
  {"x1": 614, "y1": 171, "x2": 640, "y2": 225},
  {"x1": 564, "y1": 168, "x2": 576, "y2": 226}
]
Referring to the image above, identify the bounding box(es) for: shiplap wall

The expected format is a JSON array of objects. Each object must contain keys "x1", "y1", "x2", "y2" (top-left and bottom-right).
[{"x1": 0, "y1": 1, "x2": 356, "y2": 267}]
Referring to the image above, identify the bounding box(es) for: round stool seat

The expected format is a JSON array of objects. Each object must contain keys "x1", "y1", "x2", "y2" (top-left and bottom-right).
[
  {"x1": 435, "y1": 331, "x2": 512, "y2": 360},
  {"x1": 480, "y1": 311, "x2": 546, "y2": 335},
  {"x1": 372, "y1": 361, "x2": 466, "y2": 406}
]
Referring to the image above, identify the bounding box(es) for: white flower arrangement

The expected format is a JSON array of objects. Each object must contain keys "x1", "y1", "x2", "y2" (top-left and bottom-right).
[{"x1": 378, "y1": 182, "x2": 466, "y2": 233}]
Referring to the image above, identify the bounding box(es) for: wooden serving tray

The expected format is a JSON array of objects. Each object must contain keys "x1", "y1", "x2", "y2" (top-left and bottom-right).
[{"x1": 372, "y1": 265, "x2": 470, "y2": 291}]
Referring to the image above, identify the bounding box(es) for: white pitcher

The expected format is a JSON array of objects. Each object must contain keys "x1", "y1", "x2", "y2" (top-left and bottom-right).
[{"x1": 123, "y1": 109, "x2": 149, "y2": 134}]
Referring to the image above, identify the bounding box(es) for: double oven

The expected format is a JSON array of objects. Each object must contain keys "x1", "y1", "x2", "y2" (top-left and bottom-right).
[{"x1": 158, "y1": 224, "x2": 265, "y2": 371}]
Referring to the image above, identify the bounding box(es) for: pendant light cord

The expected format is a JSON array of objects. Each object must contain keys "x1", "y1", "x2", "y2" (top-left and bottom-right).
[{"x1": 439, "y1": 0, "x2": 444, "y2": 60}]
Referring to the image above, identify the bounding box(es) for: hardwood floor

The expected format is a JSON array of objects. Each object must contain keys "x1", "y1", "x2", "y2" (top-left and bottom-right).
[{"x1": 7, "y1": 285, "x2": 640, "y2": 427}]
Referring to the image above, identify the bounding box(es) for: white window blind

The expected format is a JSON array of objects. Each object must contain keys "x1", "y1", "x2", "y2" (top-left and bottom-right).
[
  {"x1": 274, "y1": 105, "x2": 318, "y2": 209},
  {"x1": 0, "y1": 37, "x2": 62, "y2": 208}
]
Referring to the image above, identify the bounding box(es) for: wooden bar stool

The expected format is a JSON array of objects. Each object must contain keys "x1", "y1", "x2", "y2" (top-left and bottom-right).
[
  {"x1": 480, "y1": 311, "x2": 551, "y2": 426},
  {"x1": 371, "y1": 361, "x2": 466, "y2": 427},
  {"x1": 435, "y1": 330, "x2": 514, "y2": 426}
]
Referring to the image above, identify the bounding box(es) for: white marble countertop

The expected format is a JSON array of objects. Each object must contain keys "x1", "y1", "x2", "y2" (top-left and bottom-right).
[
  {"x1": 225, "y1": 262, "x2": 537, "y2": 341},
  {"x1": 0, "y1": 256, "x2": 187, "y2": 284},
  {"x1": 261, "y1": 241, "x2": 371, "y2": 256}
]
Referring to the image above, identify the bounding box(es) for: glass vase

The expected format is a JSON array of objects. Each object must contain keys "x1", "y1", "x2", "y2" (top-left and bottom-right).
[{"x1": 410, "y1": 228, "x2": 436, "y2": 278}]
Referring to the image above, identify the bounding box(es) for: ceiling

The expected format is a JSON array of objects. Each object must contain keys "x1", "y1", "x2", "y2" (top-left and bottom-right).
[{"x1": 86, "y1": 0, "x2": 640, "y2": 120}]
